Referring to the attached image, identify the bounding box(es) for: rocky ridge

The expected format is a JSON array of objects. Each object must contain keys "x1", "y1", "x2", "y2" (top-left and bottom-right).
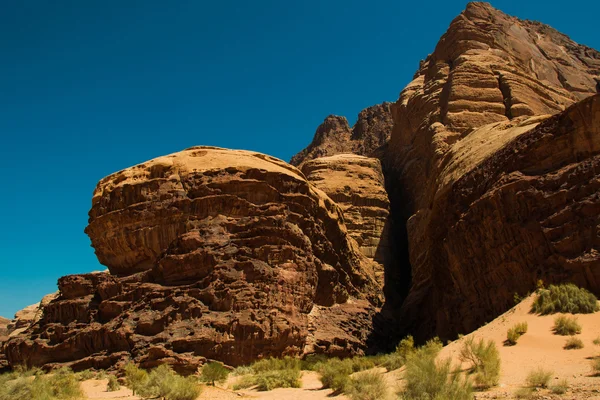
[{"x1": 290, "y1": 103, "x2": 393, "y2": 166}]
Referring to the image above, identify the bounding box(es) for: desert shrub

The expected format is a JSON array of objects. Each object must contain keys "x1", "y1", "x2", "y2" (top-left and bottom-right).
[
  {"x1": 564, "y1": 337, "x2": 584, "y2": 349},
  {"x1": 200, "y1": 362, "x2": 230, "y2": 386},
  {"x1": 380, "y1": 335, "x2": 416, "y2": 372},
  {"x1": 251, "y1": 357, "x2": 301, "y2": 373},
  {"x1": 95, "y1": 370, "x2": 107, "y2": 380},
  {"x1": 124, "y1": 363, "x2": 149, "y2": 396},
  {"x1": 591, "y1": 358, "x2": 600, "y2": 375},
  {"x1": 506, "y1": 322, "x2": 528, "y2": 346},
  {"x1": 514, "y1": 387, "x2": 534, "y2": 399},
  {"x1": 164, "y1": 376, "x2": 202, "y2": 400},
  {"x1": 594, "y1": 336, "x2": 600, "y2": 346},
  {"x1": 399, "y1": 339, "x2": 472, "y2": 400},
  {"x1": 345, "y1": 371, "x2": 387, "y2": 400},
  {"x1": 459, "y1": 337, "x2": 501, "y2": 388},
  {"x1": 254, "y1": 369, "x2": 301, "y2": 391},
  {"x1": 349, "y1": 357, "x2": 376, "y2": 372},
  {"x1": 552, "y1": 315, "x2": 582, "y2": 335},
  {"x1": 514, "y1": 322, "x2": 528, "y2": 335},
  {"x1": 232, "y1": 375, "x2": 257, "y2": 390},
  {"x1": 550, "y1": 378, "x2": 569, "y2": 394},
  {"x1": 301, "y1": 354, "x2": 329, "y2": 371},
  {"x1": 107, "y1": 374, "x2": 120, "y2": 392},
  {"x1": 0, "y1": 368, "x2": 84, "y2": 400},
  {"x1": 318, "y1": 358, "x2": 352, "y2": 393},
  {"x1": 531, "y1": 283, "x2": 598, "y2": 314},
  {"x1": 76, "y1": 369, "x2": 95, "y2": 381},
  {"x1": 526, "y1": 367, "x2": 552, "y2": 388}
]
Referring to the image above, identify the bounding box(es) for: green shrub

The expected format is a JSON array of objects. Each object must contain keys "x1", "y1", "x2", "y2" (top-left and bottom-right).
[
  {"x1": 232, "y1": 375, "x2": 257, "y2": 390},
  {"x1": 550, "y1": 378, "x2": 569, "y2": 394},
  {"x1": 95, "y1": 370, "x2": 107, "y2": 380},
  {"x1": 399, "y1": 339, "x2": 472, "y2": 400},
  {"x1": 526, "y1": 367, "x2": 552, "y2": 388},
  {"x1": 301, "y1": 354, "x2": 329, "y2": 371},
  {"x1": 506, "y1": 322, "x2": 528, "y2": 346},
  {"x1": 591, "y1": 358, "x2": 600, "y2": 375},
  {"x1": 0, "y1": 368, "x2": 84, "y2": 400},
  {"x1": 124, "y1": 363, "x2": 149, "y2": 396},
  {"x1": 593, "y1": 336, "x2": 600, "y2": 346},
  {"x1": 349, "y1": 357, "x2": 376, "y2": 372},
  {"x1": 164, "y1": 376, "x2": 202, "y2": 400},
  {"x1": 200, "y1": 362, "x2": 230, "y2": 386},
  {"x1": 458, "y1": 337, "x2": 501, "y2": 389},
  {"x1": 76, "y1": 369, "x2": 95, "y2": 381},
  {"x1": 379, "y1": 335, "x2": 416, "y2": 372},
  {"x1": 396, "y1": 335, "x2": 415, "y2": 358},
  {"x1": 345, "y1": 371, "x2": 387, "y2": 400},
  {"x1": 107, "y1": 374, "x2": 120, "y2": 392},
  {"x1": 531, "y1": 283, "x2": 598, "y2": 314},
  {"x1": 318, "y1": 358, "x2": 352, "y2": 393},
  {"x1": 251, "y1": 357, "x2": 301, "y2": 373},
  {"x1": 564, "y1": 337, "x2": 584, "y2": 349},
  {"x1": 552, "y1": 315, "x2": 582, "y2": 336},
  {"x1": 514, "y1": 322, "x2": 528, "y2": 335},
  {"x1": 514, "y1": 387, "x2": 534, "y2": 399},
  {"x1": 254, "y1": 369, "x2": 301, "y2": 391}
]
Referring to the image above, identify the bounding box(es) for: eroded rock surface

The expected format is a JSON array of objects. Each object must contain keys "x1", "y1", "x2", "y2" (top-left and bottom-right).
[
  {"x1": 301, "y1": 155, "x2": 391, "y2": 284},
  {"x1": 5, "y1": 147, "x2": 380, "y2": 370},
  {"x1": 386, "y1": 1, "x2": 600, "y2": 340},
  {"x1": 291, "y1": 103, "x2": 393, "y2": 166}
]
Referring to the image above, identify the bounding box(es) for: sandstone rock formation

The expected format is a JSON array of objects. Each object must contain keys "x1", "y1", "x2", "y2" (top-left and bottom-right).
[
  {"x1": 290, "y1": 103, "x2": 393, "y2": 166},
  {"x1": 386, "y1": 2, "x2": 600, "y2": 340},
  {"x1": 0, "y1": 317, "x2": 9, "y2": 340},
  {"x1": 5, "y1": 293, "x2": 58, "y2": 338},
  {"x1": 5, "y1": 147, "x2": 380, "y2": 371},
  {"x1": 301, "y1": 154, "x2": 390, "y2": 285}
]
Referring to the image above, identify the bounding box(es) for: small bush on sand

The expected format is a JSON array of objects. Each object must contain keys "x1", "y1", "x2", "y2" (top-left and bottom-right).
[
  {"x1": 76, "y1": 369, "x2": 95, "y2": 381},
  {"x1": 345, "y1": 371, "x2": 387, "y2": 400},
  {"x1": 200, "y1": 362, "x2": 230, "y2": 386},
  {"x1": 124, "y1": 363, "x2": 201, "y2": 400},
  {"x1": 318, "y1": 358, "x2": 352, "y2": 393},
  {"x1": 532, "y1": 283, "x2": 598, "y2": 315},
  {"x1": 124, "y1": 363, "x2": 149, "y2": 396},
  {"x1": 349, "y1": 357, "x2": 376, "y2": 372},
  {"x1": 593, "y1": 336, "x2": 600, "y2": 346},
  {"x1": 506, "y1": 322, "x2": 527, "y2": 346},
  {"x1": 550, "y1": 378, "x2": 569, "y2": 394},
  {"x1": 107, "y1": 374, "x2": 120, "y2": 392},
  {"x1": 251, "y1": 357, "x2": 301, "y2": 373},
  {"x1": 254, "y1": 369, "x2": 301, "y2": 391},
  {"x1": 301, "y1": 354, "x2": 329, "y2": 371},
  {"x1": 552, "y1": 315, "x2": 582, "y2": 336},
  {"x1": 0, "y1": 367, "x2": 84, "y2": 400},
  {"x1": 399, "y1": 338, "x2": 472, "y2": 400},
  {"x1": 380, "y1": 335, "x2": 415, "y2": 372},
  {"x1": 459, "y1": 337, "x2": 501, "y2": 389},
  {"x1": 232, "y1": 356, "x2": 302, "y2": 392},
  {"x1": 564, "y1": 337, "x2": 584, "y2": 350},
  {"x1": 591, "y1": 358, "x2": 600, "y2": 375},
  {"x1": 514, "y1": 387, "x2": 534, "y2": 399},
  {"x1": 526, "y1": 367, "x2": 553, "y2": 388}
]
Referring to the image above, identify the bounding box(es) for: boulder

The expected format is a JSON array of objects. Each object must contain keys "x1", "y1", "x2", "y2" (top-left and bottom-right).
[{"x1": 5, "y1": 147, "x2": 380, "y2": 370}]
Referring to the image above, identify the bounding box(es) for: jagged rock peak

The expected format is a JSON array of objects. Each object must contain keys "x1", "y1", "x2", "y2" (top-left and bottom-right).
[{"x1": 290, "y1": 102, "x2": 393, "y2": 166}]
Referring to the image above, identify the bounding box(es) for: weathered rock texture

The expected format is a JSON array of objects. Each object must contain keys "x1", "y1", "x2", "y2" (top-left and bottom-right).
[
  {"x1": 5, "y1": 147, "x2": 380, "y2": 371},
  {"x1": 387, "y1": 2, "x2": 600, "y2": 340},
  {"x1": 5, "y1": 294, "x2": 58, "y2": 338},
  {"x1": 290, "y1": 103, "x2": 393, "y2": 166},
  {"x1": 301, "y1": 154, "x2": 391, "y2": 284},
  {"x1": 0, "y1": 317, "x2": 9, "y2": 340}
]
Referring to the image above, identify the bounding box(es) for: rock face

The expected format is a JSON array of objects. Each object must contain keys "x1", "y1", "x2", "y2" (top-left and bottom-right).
[
  {"x1": 387, "y1": 2, "x2": 600, "y2": 340},
  {"x1": 5, "y1": 294, "x2": 58, "y2": 338},
  {"x1": 301, "y1": 154, "x2": 391, "y2": 285},
  {"x1": 5, "y1": 147, "x2": 380, "y2": 370},
  {"x1": 290, "y1": 103, "x2": 393, "y2": 166},
  {"x1": 0, "y1": 317, "x2": 9, "y2": 339}
]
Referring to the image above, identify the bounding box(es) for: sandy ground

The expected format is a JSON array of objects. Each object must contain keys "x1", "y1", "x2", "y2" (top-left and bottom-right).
[{"x1": 80, "y1": 294, "x2": 600, "y2": 399}]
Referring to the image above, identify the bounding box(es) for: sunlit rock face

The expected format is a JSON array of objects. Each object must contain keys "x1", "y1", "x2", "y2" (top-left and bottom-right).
[
  {"x1": 386, "y1": 2, "x2": 600, "y2": 340},
  {"x1": 5, "y1": 147, "x2": 381, "y2": 370}
]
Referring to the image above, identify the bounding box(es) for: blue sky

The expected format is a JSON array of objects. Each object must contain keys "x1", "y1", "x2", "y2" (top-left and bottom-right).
[{"x1": 0, "y1": 0, "x2": 598, "y2": 318}]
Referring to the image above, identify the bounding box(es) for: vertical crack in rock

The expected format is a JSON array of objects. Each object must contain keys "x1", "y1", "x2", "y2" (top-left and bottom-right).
[{"x1": 497, "y1": 73, "x2": 514, "y2": 119}]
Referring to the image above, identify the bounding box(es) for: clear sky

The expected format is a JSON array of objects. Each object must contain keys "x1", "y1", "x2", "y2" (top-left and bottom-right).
[{"x1": 0, "y1": 0, "x2": 598, "y2": 319}]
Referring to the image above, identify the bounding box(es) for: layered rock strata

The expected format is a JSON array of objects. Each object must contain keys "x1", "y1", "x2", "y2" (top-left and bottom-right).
[
  {"x1": 4, "y1": 147, "x2": 380, "y2": 370},
  {"x1": 301, "y1": 154, "x2": 391, "y2": 284},
  {"x1": 387, "y1": 2, "x2": 600, "y2": 339}
]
